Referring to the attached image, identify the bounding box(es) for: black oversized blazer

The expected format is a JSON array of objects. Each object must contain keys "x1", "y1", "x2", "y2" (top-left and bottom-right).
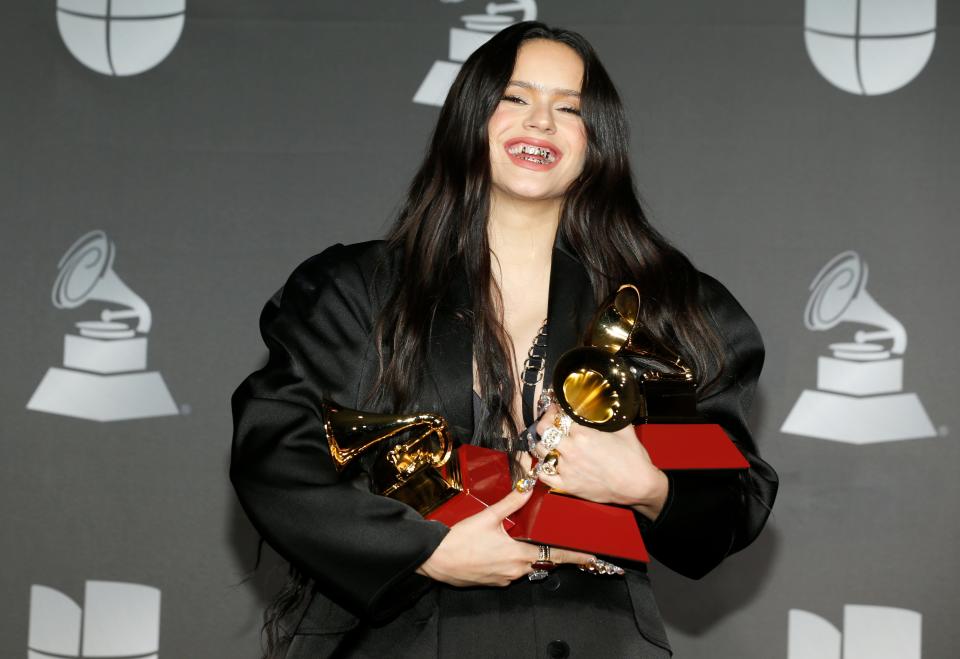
[{"x1": 230, "y1": 237, "x2": 778, "y2": 657}]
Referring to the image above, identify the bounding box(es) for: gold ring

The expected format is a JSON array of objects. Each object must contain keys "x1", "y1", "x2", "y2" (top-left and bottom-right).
[{"x1": 538, "y1": 449, "x2": 560, "y2": 476}]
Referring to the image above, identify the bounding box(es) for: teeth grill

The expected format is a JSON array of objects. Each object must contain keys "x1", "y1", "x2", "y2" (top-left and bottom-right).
[{"x1": 508, "y1": 143, "x2": 556, "y2": 163}]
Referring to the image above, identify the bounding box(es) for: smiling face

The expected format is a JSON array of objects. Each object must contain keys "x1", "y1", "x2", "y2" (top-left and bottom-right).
[{"x1": 487, "y1": 39, "x2": 587, "y2": 206}]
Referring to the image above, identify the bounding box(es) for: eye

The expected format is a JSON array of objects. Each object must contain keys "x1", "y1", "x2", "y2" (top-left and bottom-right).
[{"x1": 501, "y1": 94, "x2": 581, "y2": 116}]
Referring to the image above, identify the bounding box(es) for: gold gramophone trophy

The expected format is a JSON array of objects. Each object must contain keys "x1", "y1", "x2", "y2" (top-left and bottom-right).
[
  {"x1": 554, "y1": 284, "x2": 696, "y2": 430},
  {"x1": 498, "y1": 285, "x2": 752, "y2": 561},
  {"x1": 322, "y1": 402, "x2": 515, "y2": 526},
  {"x1": 552, "y1": 284, "x2": 750, "y2": 468}
]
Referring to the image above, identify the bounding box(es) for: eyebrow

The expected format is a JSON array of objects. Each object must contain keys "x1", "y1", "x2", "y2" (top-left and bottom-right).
[{"x1": 507, "y1": 80, "x2": 581, "y2": 98}]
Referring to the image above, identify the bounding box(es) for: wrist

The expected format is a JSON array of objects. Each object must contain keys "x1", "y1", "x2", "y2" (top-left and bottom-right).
[{"x1": 627, "y1": 468, "x2": 669, "y2": 521}]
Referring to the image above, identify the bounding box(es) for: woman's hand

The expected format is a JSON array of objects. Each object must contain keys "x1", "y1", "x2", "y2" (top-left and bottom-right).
[
  {"x1": 532, "y1": 404, "x2": 669, "y2": 521},
  {"x1": 416, "y1": 488, "x2": 596, "y2": 587}
]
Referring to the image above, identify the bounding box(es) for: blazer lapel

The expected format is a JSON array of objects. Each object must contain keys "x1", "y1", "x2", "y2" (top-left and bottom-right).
[
  {"x1": 424, "y1": 263, "x2": 474, "y2": 441},
  {"x1": 423, "y1": 234, "x2": 596, "y2": 441},
  {"x1": 544, "y1": 235, "x2": 596, "y2": 390}
]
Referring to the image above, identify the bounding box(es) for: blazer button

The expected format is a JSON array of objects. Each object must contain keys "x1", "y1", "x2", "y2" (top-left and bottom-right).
[{"x1": 547, "y1": 640, "x2": 570, "y2": 658}]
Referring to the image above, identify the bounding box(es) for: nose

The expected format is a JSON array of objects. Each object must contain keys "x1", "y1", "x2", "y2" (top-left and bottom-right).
[{"x1": 524, "y1": 102, "x2": 556, "y2": 134}]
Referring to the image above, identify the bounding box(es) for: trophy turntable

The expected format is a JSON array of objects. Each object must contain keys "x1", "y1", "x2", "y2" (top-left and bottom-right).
[
  {"x1": 781, "y1": 251, "x2": 935, "y2": 443},
  {"x1": 27, "y1": 230, "x2": 178, "y2": 422}
]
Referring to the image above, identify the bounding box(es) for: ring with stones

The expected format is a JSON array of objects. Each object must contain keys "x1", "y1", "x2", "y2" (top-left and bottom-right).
[
  {"x1": 538, "y1": 449, "x2": 560, "y2": 476},
  {"x1": 578, "y1": 558, "x2": 626, "y2": 576},
  {"x1": 514, "y1": 473, "x2": 537, "y2": 493},
  {"x1": 537, "y1": 388, "x2": 557, "y2": 416},
  {"x1": 532, "y1": 544, "x2": 555, "y2": 570},
  {"x1": 527, "y1": 568, "x2": 550, "y2": 581},
  {"x1": 529, "y1": 545, "x2": 556, "y2": 578},
  {"x1": 540, "y1": 426, "x2": 564, "y2": 451},
  {"x1": 553, "y1": 411, "x2": 573, "y2": 436}
]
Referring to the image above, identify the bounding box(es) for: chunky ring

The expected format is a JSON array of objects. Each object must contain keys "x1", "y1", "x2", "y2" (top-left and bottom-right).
[
  {"x1": 529, "y1": 545, "x2": 556, "y2": 577},
  {"x1": 538, "y1": 449, "x2": 560, "y2": 476},
  {"x1": 578, "y1": 558, "x2": 626, "y2": 576},
  {"x1": 540, "y1": 426, "x2": 564, "y2": 451},
  {"x1": 537, "y1": 388, "x2": 556, "y2": 417},
  {"x1": 553, "y1": 411, "x2": 573, "y2": 436},
  {"x1": 514, "y1": 474, "x2": 537, "y2": 493},
  {"x1": 528, "y1": 569, "x2": 550, "y2": 581}
]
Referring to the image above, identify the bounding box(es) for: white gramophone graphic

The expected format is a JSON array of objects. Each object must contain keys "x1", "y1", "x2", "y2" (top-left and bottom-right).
[
  {"x1": 27, "y1": 230, "x2": 178, "y2": 422},
  {"x1": 414, "y1": 0, "x2": 538, "y2": 106},
  {"x1": 781, "y1": 251, "x2": 935, "y2": 443}
]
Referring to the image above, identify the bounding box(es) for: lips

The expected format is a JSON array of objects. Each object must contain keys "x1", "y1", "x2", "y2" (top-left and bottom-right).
[{"x1": 503, "y1": 137, "x2": 563, "y2": 169}]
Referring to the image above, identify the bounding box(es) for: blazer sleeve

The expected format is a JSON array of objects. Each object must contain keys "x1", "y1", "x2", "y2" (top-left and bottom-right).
[
  {"x1": 229, "y1": 243, "x2": 449, "y2": 622},
  {"x1": 639, "y1": 273, "x2": 779, "y2": 578}
]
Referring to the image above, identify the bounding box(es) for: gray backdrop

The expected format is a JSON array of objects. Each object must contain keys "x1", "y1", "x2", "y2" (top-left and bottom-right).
[{"x1": 3, "y1": 1, "x2": 958, "y2": 657}]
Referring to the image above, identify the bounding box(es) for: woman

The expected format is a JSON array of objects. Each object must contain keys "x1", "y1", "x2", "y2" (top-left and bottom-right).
[{"x1": 231, "y1": 21, "x2": 777, "y2": 658}]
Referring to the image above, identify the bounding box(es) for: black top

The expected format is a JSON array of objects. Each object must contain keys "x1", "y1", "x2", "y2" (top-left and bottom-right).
[{"x1": 229, "y1": 236, "x2": 778, "y2": 656}]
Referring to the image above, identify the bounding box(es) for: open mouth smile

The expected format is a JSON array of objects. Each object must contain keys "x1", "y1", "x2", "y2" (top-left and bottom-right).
[
  {"x1": 507, "y1": 143, "x2": 557, "y2": 164},
  {"x1": 503, "y1": 138, "x2": 563, "y2": 170}
]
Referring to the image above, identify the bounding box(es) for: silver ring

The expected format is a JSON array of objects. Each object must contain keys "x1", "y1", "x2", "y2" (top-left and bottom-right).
[
  {"x1": 541, "y1": 426, "x2": 564, "y2": 451},
  {"x1": 537, "y1": 388, "x2": 556, "y2": 417},
  {"x1": 578, "y1": 558, "x2": 626, "y2": 576},
  {"x1": 527, "y1": 569, "x2": 549, "y2": 581},
  {"x1": 555, "y1": 411, "x2": 573, "y2": 435}
]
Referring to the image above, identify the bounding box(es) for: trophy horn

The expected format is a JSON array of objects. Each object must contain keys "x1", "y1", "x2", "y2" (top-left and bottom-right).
[
  {"x1": 553, "y1": 284, "x2": 695, "y2": 432},
  {"x1": 321, "y1": 402, "x2": 459, "y2": 512}
]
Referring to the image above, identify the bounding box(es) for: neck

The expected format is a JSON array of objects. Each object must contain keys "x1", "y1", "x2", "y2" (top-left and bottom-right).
[{"x1": 487, "y1": 193, "x2": 560, "y2": 274}]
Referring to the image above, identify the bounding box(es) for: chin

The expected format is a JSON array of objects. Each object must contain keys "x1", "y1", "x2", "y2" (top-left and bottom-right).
[
  {"x1": 504, "y1": 187, "x2": 562, "y2": 203},
  {"x1": 495, "y1": 178, "x2": 568, "y2": 202}
]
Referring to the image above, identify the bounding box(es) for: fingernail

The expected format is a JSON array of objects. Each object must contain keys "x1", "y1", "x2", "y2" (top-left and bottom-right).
[{"x1": 514, "y1": 476, "x2": 536, "y2": 493}]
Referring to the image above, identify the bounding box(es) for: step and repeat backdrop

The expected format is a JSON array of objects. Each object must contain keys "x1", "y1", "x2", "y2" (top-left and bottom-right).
[{"x1": 2, "y1": 1, "x2": 958, "y2": 658}]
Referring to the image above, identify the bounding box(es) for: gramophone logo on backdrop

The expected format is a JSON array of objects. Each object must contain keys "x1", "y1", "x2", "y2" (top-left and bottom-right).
[
  {"x1": 56, "y1": 0, "x2": 186, "y2": 76},
  {"x1": 414, "y1": 0, "x2": 538, "y2": 106},
  {"x1": 804, "y1": 0, "x2": 935, "y2": 95},
  {"x1": 781, "y1": 251, "x2": 935, "y2": 443},
  {"x1": 788, "y1": 605, "x2": 921, "y2": 659},
  {"x1": 27, "y1": 230, "x2": 179, "y2": 422},
  {"x1": 28, "y1": 580, "x2": 161, "y2": 659}
]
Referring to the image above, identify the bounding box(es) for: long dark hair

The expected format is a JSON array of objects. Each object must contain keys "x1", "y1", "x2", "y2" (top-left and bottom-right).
[
  {"x1": 261, "y1": 20, "x2": 724, "y2": 658},
  {"x1": 375, "y1": 21, "x2": 724, "y2": 448}
]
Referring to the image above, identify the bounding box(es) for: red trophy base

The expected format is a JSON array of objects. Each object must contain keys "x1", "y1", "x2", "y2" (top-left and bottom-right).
[
  {"x1": 426, "y1": 424, "x2": 749, "y2": 561},
  {"x1": 636, "y1": 423, "x2": 750, "y2": 470},
  {"x1": 427, "y1": 443, "x2": 515, "y2": 529},
  {"x1": 507, "y1": 482, "x2": 649, "y2": 561}
]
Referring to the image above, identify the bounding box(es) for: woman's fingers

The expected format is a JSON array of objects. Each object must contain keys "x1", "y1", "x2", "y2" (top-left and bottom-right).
[
  {"x1": 548, "y1": 546, "x2": 597, "y2": 567},
  {"x1": 536, "y1": 471, "x2": 564, "y2": 490},
  {"x1": 482, "y1": 486, "x2": 533, "y2": 522},
  {"x1": 518, "y1": 451, "x2": 535, "y2": 472}
]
